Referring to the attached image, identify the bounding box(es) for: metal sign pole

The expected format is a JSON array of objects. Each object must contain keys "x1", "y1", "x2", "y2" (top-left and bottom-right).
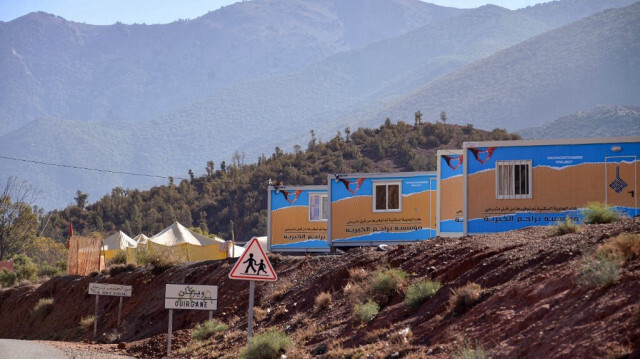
[
  {"x1": 209, "y1": 311, "x2": 213, "y2": 321},
  {"x1": 167, "y1": 309, "x2": 173, "y2": 355},
  {"x1": 94, "y1": 295, "x2": 99, "y2": 338},
  {"x1": 117, "y1": 297, "x2": 123, "y2": 326},
  {"x1": 247, "y1": 280, "x2": 255, "y2": 340}
]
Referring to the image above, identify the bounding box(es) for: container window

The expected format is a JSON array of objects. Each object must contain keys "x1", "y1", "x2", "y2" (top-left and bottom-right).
[
  {"x1": 309, "y1": 194, "x2": 328, "y2": 221},
  {"x1": 374, "y1": 182, "x2": 402, "y2": 212},
  {"x1": 496, "y1": 160, "x2": 532, "y2": 199}
]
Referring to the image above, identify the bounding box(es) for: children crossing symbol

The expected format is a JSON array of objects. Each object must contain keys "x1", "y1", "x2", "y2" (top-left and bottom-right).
[{"x1": 229, "y1": 237, "x2": 277, "y2": 281}]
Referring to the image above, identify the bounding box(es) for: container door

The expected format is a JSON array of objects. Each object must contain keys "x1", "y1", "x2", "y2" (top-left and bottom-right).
[{"x1": 605, "y1": 156, "x2": 637, "y2": 216}]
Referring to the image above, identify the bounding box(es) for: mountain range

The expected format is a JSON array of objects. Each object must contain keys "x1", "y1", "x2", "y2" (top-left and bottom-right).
[{"x1": 0, "y1": 0, "x2": 638, "y2": 210}]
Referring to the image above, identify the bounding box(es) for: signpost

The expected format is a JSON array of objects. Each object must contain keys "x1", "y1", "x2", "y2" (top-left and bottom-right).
[
  {"x1": 229, "y1": 237, "x2": 277, "y2": 340},
  {"x1": 164, "y1": 284, "x2": 218, "y2": 355},
  {"x1": 87, "y1": 283, "x2": 132, "y2": 338}
]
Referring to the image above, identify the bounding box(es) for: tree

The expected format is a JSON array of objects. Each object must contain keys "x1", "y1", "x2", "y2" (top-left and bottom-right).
[
  {"x1": 0, "y1": 177, "x2": 39, "y2": 261},
  {"x1": 206, "y1": 161, "x2": 215, "y2": 177},
  {"x1": 440, "y1": 111, "x2": 447, "y2": 127},
  {"x1": 74, "y1": 190, "x2": 88, "y2": 209},
  {"x1": 414, "y1": 111, "x2": 423, "y2": 127}
]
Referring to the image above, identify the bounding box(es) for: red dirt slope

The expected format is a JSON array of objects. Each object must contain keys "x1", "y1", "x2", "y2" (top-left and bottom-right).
[{"x1": 0, "y1": 218, "x2": 639, "y2": 358}]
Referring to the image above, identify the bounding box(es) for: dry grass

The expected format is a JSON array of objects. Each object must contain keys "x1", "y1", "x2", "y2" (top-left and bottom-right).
[
  {"x1": 343, "y1": 281, "x2": 367, "y2": 304},
  {"x1": 253, "y1": 307, "x2": 267, "y2": 322},
  {"x1": 32, "y1": 297, "x2": 54, "y2": 321},
  {"x1": 272, "y1": 306, "x2": 288, "y2": 320},
  {"x1": 553, "y1": 216, "x2": 578, "y2": 235},
  {"x1": 314, "y1": 291, "x2": 332, "y2": 313},
  {"x1": 599, "y1": 233, "x2": 640, "y2": 262},
  {"x1": 348, "y1": 267, "x2": 369, "y2": 282},
  {"x1": 452, "y1": 338, "x2": 487, "y2": 359},
  {"x1": 191, "y1": 319, "x2": 228, "y2": 341},
  {"x1": 267, "y1": 252, "x2": 283, "y2": 263},
  {"x1": 80, "y1": 315, "x2": 95, "y2": 332},
  {"x1": 577, "y1": 251, "x2": 622, "y2": 287},
  {"x1": 448, "y1": 283, "x2": 482, "y2": 316},
  {"x1": 389, "y1": 327, "x2": 413, "y2": 345},
  {"x1": 266, "y1": 279, "x2": 294, "y2": 303},
  {"x1": 370, "y1": 268, "x2": 408, "y2": 303}
]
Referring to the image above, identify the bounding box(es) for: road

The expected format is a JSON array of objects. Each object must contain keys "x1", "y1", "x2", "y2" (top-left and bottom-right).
[{"x1": 0, "y1": 339, "x2": 134, "y2": 359}]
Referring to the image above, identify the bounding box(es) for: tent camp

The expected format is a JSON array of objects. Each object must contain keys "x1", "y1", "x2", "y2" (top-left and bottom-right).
[
  {"x1": 132, "y1": 234, "x2": 149, "y2": 245},
  {"x1": 102, "y1": 231, "x2": 136, "y2": 260},
  {"x1": 147, "y1": 222, "x2": 230, "y2": 261},
  {"x1": 126, "y1": 234, "x2": 150, "y2": 264}
]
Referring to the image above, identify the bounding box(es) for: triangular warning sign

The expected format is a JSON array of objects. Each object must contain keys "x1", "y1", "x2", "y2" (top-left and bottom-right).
[{"x1": 229, "y1": 237, "x2": 277, "y2": 281}]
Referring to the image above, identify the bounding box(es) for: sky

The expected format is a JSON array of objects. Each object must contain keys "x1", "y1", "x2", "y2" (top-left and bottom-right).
[{"x1": 0, "y1": 0, "x2": 552, "y2": 25}]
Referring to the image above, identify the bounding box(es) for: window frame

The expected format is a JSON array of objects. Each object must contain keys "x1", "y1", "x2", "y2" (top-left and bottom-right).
[
  {"x1": 495, "y1": 160, "x2": 533, "y2": 199},
  {"x1": 308, "y1": 193, "x2": 329, "y2": 222},
  {"x1": 372, "y1": 181, "x2": 402, "y2": 213}
]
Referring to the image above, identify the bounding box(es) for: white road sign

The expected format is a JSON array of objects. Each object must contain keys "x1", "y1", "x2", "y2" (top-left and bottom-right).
[
  {"x1": 228, "y1": 237, "x2": 277, "y2": 281},
  {"x1": 88, "y1": 283, "x2": 132, "y2": 297},
  {"x1": 164, "y1": 284, "x2": 218, "y2": 310}
]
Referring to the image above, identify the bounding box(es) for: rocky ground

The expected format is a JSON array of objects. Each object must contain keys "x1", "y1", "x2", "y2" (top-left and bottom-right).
[{"x1": 1, "y1": 218, "x2": 639, "y2": 358}]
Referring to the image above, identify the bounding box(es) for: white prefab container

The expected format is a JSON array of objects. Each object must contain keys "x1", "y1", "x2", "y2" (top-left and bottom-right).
[
  {"x1": 267, "y1": 185, "x2": 329, "y2": 252},
  {"x1": 328, "y1": 172, "x2": 437, "y2": 246},
  {"x1": 462, "y1": 137, "x2": 640, "y2": 235}
]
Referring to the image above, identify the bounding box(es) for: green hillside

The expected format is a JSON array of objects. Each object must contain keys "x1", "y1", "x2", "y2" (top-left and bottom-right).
[{"x1": 40, "y1": 120, "x2": 519, "y2": 243}]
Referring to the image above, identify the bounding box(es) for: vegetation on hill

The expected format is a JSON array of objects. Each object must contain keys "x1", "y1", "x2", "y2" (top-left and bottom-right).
[{"x1": 39, "y1": 119, "x2": 518, "y2": 242}]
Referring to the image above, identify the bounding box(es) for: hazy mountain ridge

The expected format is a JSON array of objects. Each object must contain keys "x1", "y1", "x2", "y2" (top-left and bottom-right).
[
  {"x1": 516, "y1": 0, "x2": 638, "y2": 27},
  {"x1": 517, "y1": 105, "x2": 640, "y2": 139},
  {"x1": 0, "y1": 0, "x2": 461, "y2": 135},
  {"x1": 365, "y1": 2, "x2": 640, "y2": 130}
]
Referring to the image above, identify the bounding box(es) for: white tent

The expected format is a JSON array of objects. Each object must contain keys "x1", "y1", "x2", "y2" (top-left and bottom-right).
[
  {"x1": 147, "y1": 222, "x2": 228, "y2": 261},
  {"x1": 102, "y1": 231, "x2": 136, "y2": 260},
  {"x1": 149, "y1": 222, "x2": 224, "y2": 246},
  {"x1": 132, "y1": 233, "x2": 149, "y2": 245}
]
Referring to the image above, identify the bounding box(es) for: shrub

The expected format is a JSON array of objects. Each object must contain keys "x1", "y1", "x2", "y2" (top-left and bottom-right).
[
  {"x1": 0, "y1": 269, "x2": 17, "y2": 287},
  {"x1": 578, "y1": 251, "x2": 622, "y2": 287},
  {"x1": 452, "y1": 338, "x2": 487, "y2": 359},
  {"x1": 191, "y1": 319, "x2": 228, "y2": 341},
  {"x1": 107, "y1": 249, "x2": 127, "y2": 265},
  {"x1": 553, "y1": 216, "x2": 577, "y2": 235},
  {"x1": 37, "y1": 264, "x2": 64, "y2": 278},
  {"x1": 600, "y1": 233, "x2": 640, "y2": 262},
  {"x1": 354, "y1": 299, "x2": 379, "y2": 323},
  {"x1": 0, "y1": 254, "x2": 38, "y2": 287},
  {"x1": 348, "y1": 267, "x2": 368, "y2": 282},
  {"x1": 239, "y1": 330, "x2": 293, "y2": 359},
  {"x1": 370, "y1": 268, "x2": 408, "y2": 300},
  {"x1": 136, "y1": 245, "x2": 183, "y2": 271},
  {"x1": 253, "y1": 307, "x2": 267, "y2": 322},
  {"x1": 267, "y1": 253, "x2": 283, "y2": 263},
  {"x1": 314, "y1": 292, "x2": 332, "y2": 312},
  {"x1": 389, "y1": 327, "x2": 413, "y2": 345},
  {"x1": 448, "y1": 283, "x2": 482, "y2": 316},
  {"x1": 582, "y1": 202, "x2": 620, "y2": 224},
  {"x1": 32, "y1": 297, "x2": 54, "y2": 320},
  {"x1": 13, "y1": 254, "x2": 38, "y2": 283},
  {"x1": 343, "y1": 282, "x2": 366, "y2": 303},
  {"x1": 405, "y1": 279, "x2": 441, "y2": 310},
  {"x1": 80, "y1": 315, "x2": 95, "y2": 332},
  {"x1": 108, "y1": 264, "x2": 135, "y2": 276}
]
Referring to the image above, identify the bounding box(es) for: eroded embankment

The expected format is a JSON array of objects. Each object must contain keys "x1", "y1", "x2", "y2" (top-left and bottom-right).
[{"x1": 0, "y1": 219, "x2": 639, "y2": 358}]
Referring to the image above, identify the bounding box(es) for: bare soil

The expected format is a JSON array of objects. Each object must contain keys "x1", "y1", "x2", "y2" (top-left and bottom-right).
[{"x1": 1, "y1": 218, "x2": 639, "y2": 358}]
